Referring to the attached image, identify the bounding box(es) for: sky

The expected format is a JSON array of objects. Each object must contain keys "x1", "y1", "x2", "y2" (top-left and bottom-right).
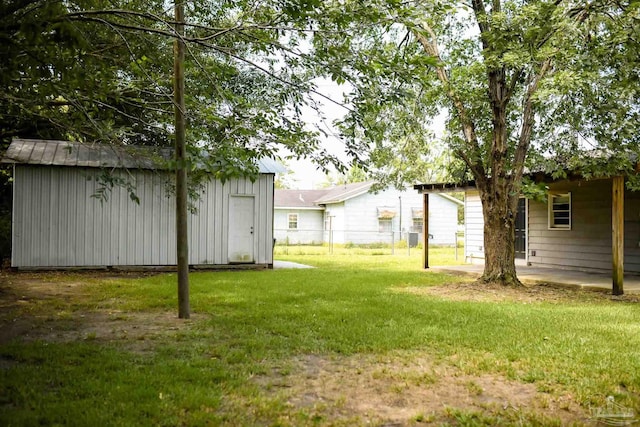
[
  {"x1": 284, "y1": 81, "x2": 449, "y2": 190},
  {"x1": 283, "y1": 79, "x2": 351, "y2": 189}
]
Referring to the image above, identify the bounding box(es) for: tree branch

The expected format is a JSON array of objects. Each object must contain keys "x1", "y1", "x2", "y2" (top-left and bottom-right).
[
  {"x1": 64, "y1": 12, "x2": 351, "y2": 114},
  {"x1": 470, "y1": 0, "x2": 491, "y2": 51},
  {"x1": 411, "y1": 23, "x2": 486, "y2": 180},
  {"x1": 512, "y1": 58, "x2": 552, "y2": 184}
]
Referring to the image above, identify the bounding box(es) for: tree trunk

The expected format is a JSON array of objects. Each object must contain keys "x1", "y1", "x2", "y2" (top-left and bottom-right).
[
  {"x1": 174, "y1": 1, "x2": 190, "y2": 319},
  {"x1": 478, "y1": 185, "x2": 522, "y2": 286}
]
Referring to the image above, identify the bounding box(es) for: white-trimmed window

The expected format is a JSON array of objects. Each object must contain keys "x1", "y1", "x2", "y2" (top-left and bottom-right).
[
  {"x1": 377, "y1": 207, "x2": 396, "y2": 233},
  {"x1": 378, "y1": 218, "x2": 393, "y2": 233},
  {"x1": 411, "y1": 208, "x2": 423, "y2": 232},
  {"x1": 549, "y1": 192, "x2": 571, "y2": 229},
  {"x1": 288, "y1": 213, "x2": 298, "y2": 230}
]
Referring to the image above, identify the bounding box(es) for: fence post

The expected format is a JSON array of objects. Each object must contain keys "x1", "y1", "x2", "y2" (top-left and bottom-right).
[
  {"x1": 455, "y1": 232, "x2": 458, "y2": 261},
  {"x1": 391, "y1": 232, "x2": 395, "y2": 255},
  {"x1": 329, "y1": 216, "x2": 334, "y2": 254},
  {"x1": 407, "y1": 231, "x2": 410, "y2": 256}
]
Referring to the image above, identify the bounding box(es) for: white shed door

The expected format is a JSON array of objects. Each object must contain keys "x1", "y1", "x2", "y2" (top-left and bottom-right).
[{"x1": 228, "y1": 195, "x2": 255, "y2": 263}]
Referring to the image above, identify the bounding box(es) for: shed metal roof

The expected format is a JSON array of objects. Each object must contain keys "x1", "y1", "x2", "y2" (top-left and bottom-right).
[{"x1": 1, "y1": 138, "x2": 284, "y2": 174}]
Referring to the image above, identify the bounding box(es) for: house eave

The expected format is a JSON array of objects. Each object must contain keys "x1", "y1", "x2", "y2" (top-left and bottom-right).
[
  {"x1": 437, "y1": 193, "x2": 465, "y2": 205},
  {"x1": 274, "y1": 206, "x2": 325, "y2": 211},
  {"x1": 414, "y1": 181, "x2": 477, "y2": 194},
  {"x1": 414, "y1": 169, "x2": 636, "y2": 195}
]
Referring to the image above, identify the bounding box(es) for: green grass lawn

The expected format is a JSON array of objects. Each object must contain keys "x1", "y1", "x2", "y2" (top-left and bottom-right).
[
  {"x1": 274, "y1": 243, "x2": 465, "y2": 266},
  {"x1": 1, "y1": 250, "x2": 639, "y2": 426}
]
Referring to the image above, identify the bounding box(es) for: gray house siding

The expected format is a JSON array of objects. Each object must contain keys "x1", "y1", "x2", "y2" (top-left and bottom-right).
[
  {"x1": 341, "y1": 189, "x2": 405, "y2": 244},
  {"x1": 625, "y1": 189, "x2": 640, "y2": 272},
  {"x1": 461, "y1": 178, "x2": 640, "y2": 273},
  {"x1": 12, "y1": 164, "x2": 275, "y2": 268},
  {"x1": 527, "y1": 178, "x2": 640, "y2": 273}
]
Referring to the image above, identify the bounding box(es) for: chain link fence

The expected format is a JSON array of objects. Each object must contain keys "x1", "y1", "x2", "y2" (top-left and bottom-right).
[{"x1": 274, "y1": 228, "x2": 464, "y2": 258}]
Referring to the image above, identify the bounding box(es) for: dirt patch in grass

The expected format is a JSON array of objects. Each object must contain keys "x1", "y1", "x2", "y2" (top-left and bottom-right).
[
  {"x1": 0, "y1": 271, "x2": 193, "y2": 350},
  {"x1": 399, "y1": 281, "x2": 640, "y2": 304},
  {"x1": 259, "y1": 353, "x2": 590, "y2": 425}
]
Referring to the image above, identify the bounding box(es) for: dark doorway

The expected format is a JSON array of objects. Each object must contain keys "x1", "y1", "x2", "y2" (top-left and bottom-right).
[{"x1": 515, "y1": 198, "x2": 526, "y2": 259}]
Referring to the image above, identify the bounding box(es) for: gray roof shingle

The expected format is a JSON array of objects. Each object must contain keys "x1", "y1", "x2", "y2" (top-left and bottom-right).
[
  {"x1": 313, "y1": 181, "x2": 374, "y2": 204},
  {"x1": 274, "y1": 189, "x2": 329, "y2": 208},
  {"x1": 274, "y1": 181, "x2": 376, "y2": 208}
]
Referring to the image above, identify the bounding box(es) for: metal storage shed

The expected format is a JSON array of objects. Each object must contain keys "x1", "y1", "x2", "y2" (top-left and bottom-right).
[{"x1": 2, "y1": 138, "x2": 282, "y2": 269}]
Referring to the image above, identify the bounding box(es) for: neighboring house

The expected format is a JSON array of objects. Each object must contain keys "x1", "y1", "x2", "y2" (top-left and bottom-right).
[
  {"x1": 273, "y1": 189, "x2": 327, "y2": 244},
  {"x1": 275, "y1": 181, "x2": 462, "y2": 245},
  {"x1": 415, "y1": 173, "x2": 638, "y2": 288},
  {"x1": 2, "y1": 138, "x2": 282, "y2": 269}
]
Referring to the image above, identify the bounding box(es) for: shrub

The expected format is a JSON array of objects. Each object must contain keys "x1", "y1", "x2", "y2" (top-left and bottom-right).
[{"x1": 0, "y1": 213, "x2": 10, "y2": 262}]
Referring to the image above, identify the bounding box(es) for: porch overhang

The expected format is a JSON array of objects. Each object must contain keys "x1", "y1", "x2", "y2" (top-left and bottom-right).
[
  {"x1": 413, "y1": 174, "x2": 628, "y2": 295},
  {"x1": 414, "y1": 181, "x2": 476, "y2": 194}
]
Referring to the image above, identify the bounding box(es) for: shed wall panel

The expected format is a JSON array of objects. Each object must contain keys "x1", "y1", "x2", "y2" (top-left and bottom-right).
[{"x1": 12, "y1": 165, "x2": 274, "y2": 267}]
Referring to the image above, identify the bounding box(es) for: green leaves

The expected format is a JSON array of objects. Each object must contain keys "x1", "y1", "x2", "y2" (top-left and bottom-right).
[{"x1": 306, "y1": 0, "x2": 639, "y2": 190}]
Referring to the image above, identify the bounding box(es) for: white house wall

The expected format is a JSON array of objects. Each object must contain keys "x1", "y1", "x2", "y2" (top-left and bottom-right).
[
  {"x1": 274, "y1": 209, "x2": 324, "y2": 244},
  {"x1": 427, "y1": 195, "x2": 460, "y2": 245},
  {"x1": 12, "y1": 165, "x2": 274, "y2": 267},
  {"x1": 464, "y1": 190, "x2": 485, "y2": 263},
  {"x1": 331, "y1": 190, "x2": 459, "y2": 245},
  {"x1": 324, "y1": 202, "x2": 346, "y2": 244}
]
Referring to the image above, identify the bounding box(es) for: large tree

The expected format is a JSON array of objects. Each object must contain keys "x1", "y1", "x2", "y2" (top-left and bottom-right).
[{"x1": 309, "y1": 0, "x2": 639, "y2": 285}]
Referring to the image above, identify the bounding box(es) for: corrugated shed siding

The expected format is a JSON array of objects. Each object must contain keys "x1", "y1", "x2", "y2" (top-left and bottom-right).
[
  {"x1": 464, "y1": 190, "x2": 485, "y2": 261},
  {"x1": 528, "y1": 178, "x2": 640, "y2": 273},
  {"x1": 12, "y1": 165, "x2": 274, "y2": 267}
]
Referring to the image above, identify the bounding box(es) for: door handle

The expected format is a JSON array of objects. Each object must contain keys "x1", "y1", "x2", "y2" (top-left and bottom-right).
[{"x1": 250, "y1": 226, "x2": 254, "y2": 235}]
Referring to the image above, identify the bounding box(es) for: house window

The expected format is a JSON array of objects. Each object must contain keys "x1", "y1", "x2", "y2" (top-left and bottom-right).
[
  {"x1": 411, "y1": 208, "x2": 423, "y2": 232},
  {"x1": 549, "y1": 192, "x2": 571, "y2": 229},
  {"x1": 288, "y1": 213, "x2": 298, "y2": 230},
  {"x1": 378, "y1": 218, "x2": 393, "y2": 233},
  {"x1": 377, "y1": 207, "x2": 396, "y2": 233}
]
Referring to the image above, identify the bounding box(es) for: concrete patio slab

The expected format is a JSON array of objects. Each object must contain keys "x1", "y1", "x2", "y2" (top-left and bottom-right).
[{"x1": 429, "y1": 264, "x2": 640, "y2": 294}]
